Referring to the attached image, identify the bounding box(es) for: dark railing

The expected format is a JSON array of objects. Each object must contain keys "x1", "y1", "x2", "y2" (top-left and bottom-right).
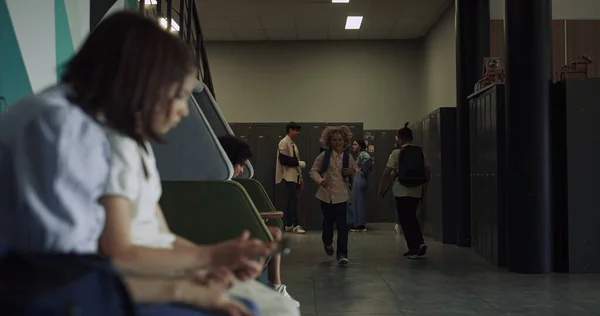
[{"x1": 139, "y1": 0, "x2": 215, "y2": 98}]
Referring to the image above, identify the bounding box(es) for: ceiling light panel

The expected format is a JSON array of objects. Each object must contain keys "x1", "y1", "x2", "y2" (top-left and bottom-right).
[{"x1": 345, "y1": 16, "x2": 363, "y2": 30}]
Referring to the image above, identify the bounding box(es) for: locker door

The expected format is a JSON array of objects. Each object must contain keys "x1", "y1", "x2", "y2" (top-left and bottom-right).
[
  {"x1": 253, "y1": 125, "x2": 277, "y2": 202},
  {"x1": 480, "y1": 96, "x2": 487, "y2": 260},
  {"x1": 363, "y1": 130, "x2": 377, "y2": 223},
  {"x1": 372, "y1": 130, "x2": 397, "y2": 222},
  {"x1": 344, "y1": 123, "x2": 363, "y2": 147},
  {"x1": 293, "y1": 123, "x2": 311, "y2": 229},
  {"x1": 474, "y1": 100, "x2": 481, "y2": 253},
  {"x1": 272, "y1": 124, "x2": 289, "y2": 217},
  {"x1": 230, "y1": 124, "x2": 258, "y2": 168},
  {"x1": 302, "y1": 123, "x2": 328, "y2": 229}
]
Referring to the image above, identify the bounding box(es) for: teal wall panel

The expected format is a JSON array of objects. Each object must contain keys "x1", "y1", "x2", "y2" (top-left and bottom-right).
[
  {"x1": 0, "y1": 0, "x2": 33, "y2": 107},
  {"x1": 125, "y1": 0, "x2": 137, "y2": 10},
  {"x1": 55, "y1": 0, "x2": 74, "y2": 80}
]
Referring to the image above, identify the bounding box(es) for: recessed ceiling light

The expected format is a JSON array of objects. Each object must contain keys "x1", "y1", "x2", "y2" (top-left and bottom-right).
[
  {"x1": 332, "y1": 0, "x2": 350, "y2": 3},
  {"x1": 345, "y1": 16, "x2": 363, "y2": 30},
  {"x1": 159, "y1": 17, "x2": 180, "y2": 32},
  {"x1": 139, "y1": 0, "x2": 157, "y2": 5}
]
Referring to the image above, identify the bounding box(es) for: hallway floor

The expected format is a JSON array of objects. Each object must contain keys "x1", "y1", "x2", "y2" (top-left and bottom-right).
[{"x1": 280, "y1": 223, "x2": 600, "y2": 316}]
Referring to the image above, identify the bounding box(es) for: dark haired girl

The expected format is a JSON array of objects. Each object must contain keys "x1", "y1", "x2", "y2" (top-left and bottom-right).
[
  {"x1": 348, "y1": 140, "x2": 372, "y2": 232},
  {"x1": 0, "y1": 11, "x2": 280, "y2": 316}
]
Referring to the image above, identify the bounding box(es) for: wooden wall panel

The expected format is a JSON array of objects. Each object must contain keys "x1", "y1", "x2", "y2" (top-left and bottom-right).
[
  {"x1": 552, "y1": 20, "x2": 566, "y2": 80},
  {"x1": 566, "y1": 20, "x2": 600, "y2": 78},
  {"x1": 489, "y1": 20, "x2": 566, "y2": 80},
  {"x1": 490, "y1": 20, "x2": 505, "y2": 60}
]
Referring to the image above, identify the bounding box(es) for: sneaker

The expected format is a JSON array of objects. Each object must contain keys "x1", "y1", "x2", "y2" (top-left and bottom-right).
[
  {"x1": 349, "y1": 226, "x2": 359, "y2": 232},
  {"x1": 337, "y1": 255, "x2": 349, "y2": 265},
  {"x1": 417, "y1": 244, "x2": 428, "y2": 257},
  {"x1": 357, "y1": 225, "x2": 367, "y2": 232},
  {"x1": 394, "y1": 224, "x2": 401, "y2": 234},
  {"x1": 403, "y1": 250, "x2": 418, "y2": 259},
  {"x1": 285, "y1": 226, "x2": 293, "y2": 232},
  {"x1": 273, "y1": 284, "x2": 300, "y2": 308},
  {"x1": 324, "y1": 245, "x2": 334, "y2": 256},
  {"x1": 292, "y1": 225, "x2": 306, "y2": 234}
]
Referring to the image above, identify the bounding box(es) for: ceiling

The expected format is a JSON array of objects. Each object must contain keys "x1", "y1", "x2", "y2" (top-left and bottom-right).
[{"x1": 196, "y1": 0, "x2": 452, "y2": 41}]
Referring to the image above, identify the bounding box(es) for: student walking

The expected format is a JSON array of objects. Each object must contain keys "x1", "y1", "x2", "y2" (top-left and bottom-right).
[
  {"x1": 378, "y1": 123, "x2": 431, "y2": 259},
  {"x1": 276, "y1": 122, "x2": 306, "y2": 234},
  {"x1": 310, "y1": 126, "x2": 358, "y2": 265}
]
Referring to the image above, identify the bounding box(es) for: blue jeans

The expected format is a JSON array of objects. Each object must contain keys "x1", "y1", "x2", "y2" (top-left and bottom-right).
[
  {"x1": 137, "y1": 298, "x2": 260, "y2": 316},
  {"x1": 347, "y1": 174, "x2": 367, "y2": 227}
]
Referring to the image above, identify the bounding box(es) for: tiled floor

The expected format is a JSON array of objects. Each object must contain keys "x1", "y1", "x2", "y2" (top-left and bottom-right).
[{"x1": 280, "y1": 223, "x2": 600, "y2": 316}]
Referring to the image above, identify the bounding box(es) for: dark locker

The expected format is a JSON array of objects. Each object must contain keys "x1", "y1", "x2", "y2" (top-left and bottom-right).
[
  {"x1": 253, "y1": 125, "x2": 279, "y2": 203},
  {"x1": 419, "y1": 117, "x2": 431, "y2": 229},
  {"x1": 301, "y1": 123, "x2": 327, "y2": 230},
  {"x1": 468, "y1": 84, "x2": 506, "y2": 266},
  {"x1": 438, "y1": 108, "x2": 457, "y2": 244},
  {"x1": 421, "y1": 113, "x2": 438, "y2": 240},
  {"x1": 469, "y1": 100, "x2": 477, "y2": 254},
  {"x1": 396, "y1": 111, "x2": 456, "y2": 244},
  {"x1": 369, "y1": 130, "x2": 397, "y2": 222},
  {"x1": 286, "y1": 122, "x2": 311, "y2": 229},
  {"x1": 229, "y1": 124, "x2": 258, "y2": 179},
  {"x1": 344, "y1": 123, "x2": 363, "y2": 145},
  {"x1": 553, "y1": 79, "x2": 600, "y2": 273},
  {"x1": 271, "y1": 123, "x2": 290, "y2": 212},
  {"x1": 362, "y1": 131, "x2": 377, "y2": 223}
]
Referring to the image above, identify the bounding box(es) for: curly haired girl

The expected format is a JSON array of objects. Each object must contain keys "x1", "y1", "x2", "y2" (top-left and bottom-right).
[
  {"x1": 319, "y1": 126, "x2": 353, "y2": 149},
  {"x1": 309, "y1": 126, "x2": 358, "y2": 265}
]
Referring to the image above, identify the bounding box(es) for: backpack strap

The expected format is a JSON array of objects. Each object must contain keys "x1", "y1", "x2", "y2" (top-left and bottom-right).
[
  {"x1": 319, "y1": 149, "x2": 331, "y2": 175},
  {"x1": 342, "y1": 151, "x2": 350, "y2": 181},
  {"x1": 397, "y1": 147, "x2": 405, "y2": 174},
  {"x1": 319, "y1": 149, "x2": 350, "y2": 181}
]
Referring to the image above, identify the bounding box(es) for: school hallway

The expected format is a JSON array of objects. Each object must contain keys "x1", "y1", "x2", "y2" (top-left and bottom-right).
[{"x1": 280, "y1": 224, "x2": 600, "y2": 316}]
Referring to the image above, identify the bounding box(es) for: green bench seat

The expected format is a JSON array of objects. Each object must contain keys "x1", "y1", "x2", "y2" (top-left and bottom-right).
[
  {"x1": 160, "y1": 180, "x2": 274, "y2": 245},
  {"x1": 235, "y1": 179, "x2": 284, "y2": 231}
]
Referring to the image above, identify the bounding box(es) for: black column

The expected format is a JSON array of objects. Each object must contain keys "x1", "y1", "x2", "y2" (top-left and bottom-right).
[
  {"x1": 455, "y1": 0, "x2": 490, "y2": 247},
  {"x1": 504, "y1": 0, "x2": 553, "y2": 273}
]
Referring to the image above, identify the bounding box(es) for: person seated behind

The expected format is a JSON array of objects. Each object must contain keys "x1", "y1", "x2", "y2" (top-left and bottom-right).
[
  {"x1": 218, "y1": 135, "x2": 299, "y2": 307},
  {"x1": 0, "y1": 11, "x2": 273, "y2": 316}
]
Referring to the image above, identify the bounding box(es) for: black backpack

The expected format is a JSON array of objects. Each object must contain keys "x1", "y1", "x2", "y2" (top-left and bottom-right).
[{"x1": 397, "y1": 145, "x2": 427, "y2": 187}]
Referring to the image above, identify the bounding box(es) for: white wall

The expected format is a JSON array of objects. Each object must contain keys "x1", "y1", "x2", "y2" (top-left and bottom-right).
[
  {"x1": 6, "y1": 0, "x2": 56, "y2": 94},
  {"x1": 422, "y1": 5, "x2": 456, "y2": 116},
  {"x1": 3, "y1": 0, "x2": 123, "y2": 102},
  {"x1": 64, "y1": 0, "x2": 90, "y2": 50},
  {"x1": 491, "y1": 0, "x2": 600, "y2": 19},
  {"x1": 206, "y1": 40, "x2": 424, "y2": 130}
]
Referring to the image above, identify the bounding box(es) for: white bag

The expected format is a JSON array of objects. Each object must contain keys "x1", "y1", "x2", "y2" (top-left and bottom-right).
[{"x1": 229, "y1": 280, "x2": 300, "y2": 316}]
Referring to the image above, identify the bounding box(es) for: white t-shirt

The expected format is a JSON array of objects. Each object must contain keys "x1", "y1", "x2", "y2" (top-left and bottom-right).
[{"x1": 103, "y1": 127, "x2": 176, "y2": 249}]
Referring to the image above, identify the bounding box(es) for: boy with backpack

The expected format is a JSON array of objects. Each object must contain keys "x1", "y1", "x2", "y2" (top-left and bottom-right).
[
  {"x1": 310, "y1": 126, "x2": 358, "y2": 265},
  {"x1": 378, "y1": 123, "x2": 431, "y2": 259}
]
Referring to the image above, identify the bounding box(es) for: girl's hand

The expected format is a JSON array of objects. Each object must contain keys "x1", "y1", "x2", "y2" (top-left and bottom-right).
[
  {"x1": 193, "y1": 267, "x2": 237, "y2": 289},
  {"x1": 173, "y1": 279, "x2": 253, "y2": 316}
]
